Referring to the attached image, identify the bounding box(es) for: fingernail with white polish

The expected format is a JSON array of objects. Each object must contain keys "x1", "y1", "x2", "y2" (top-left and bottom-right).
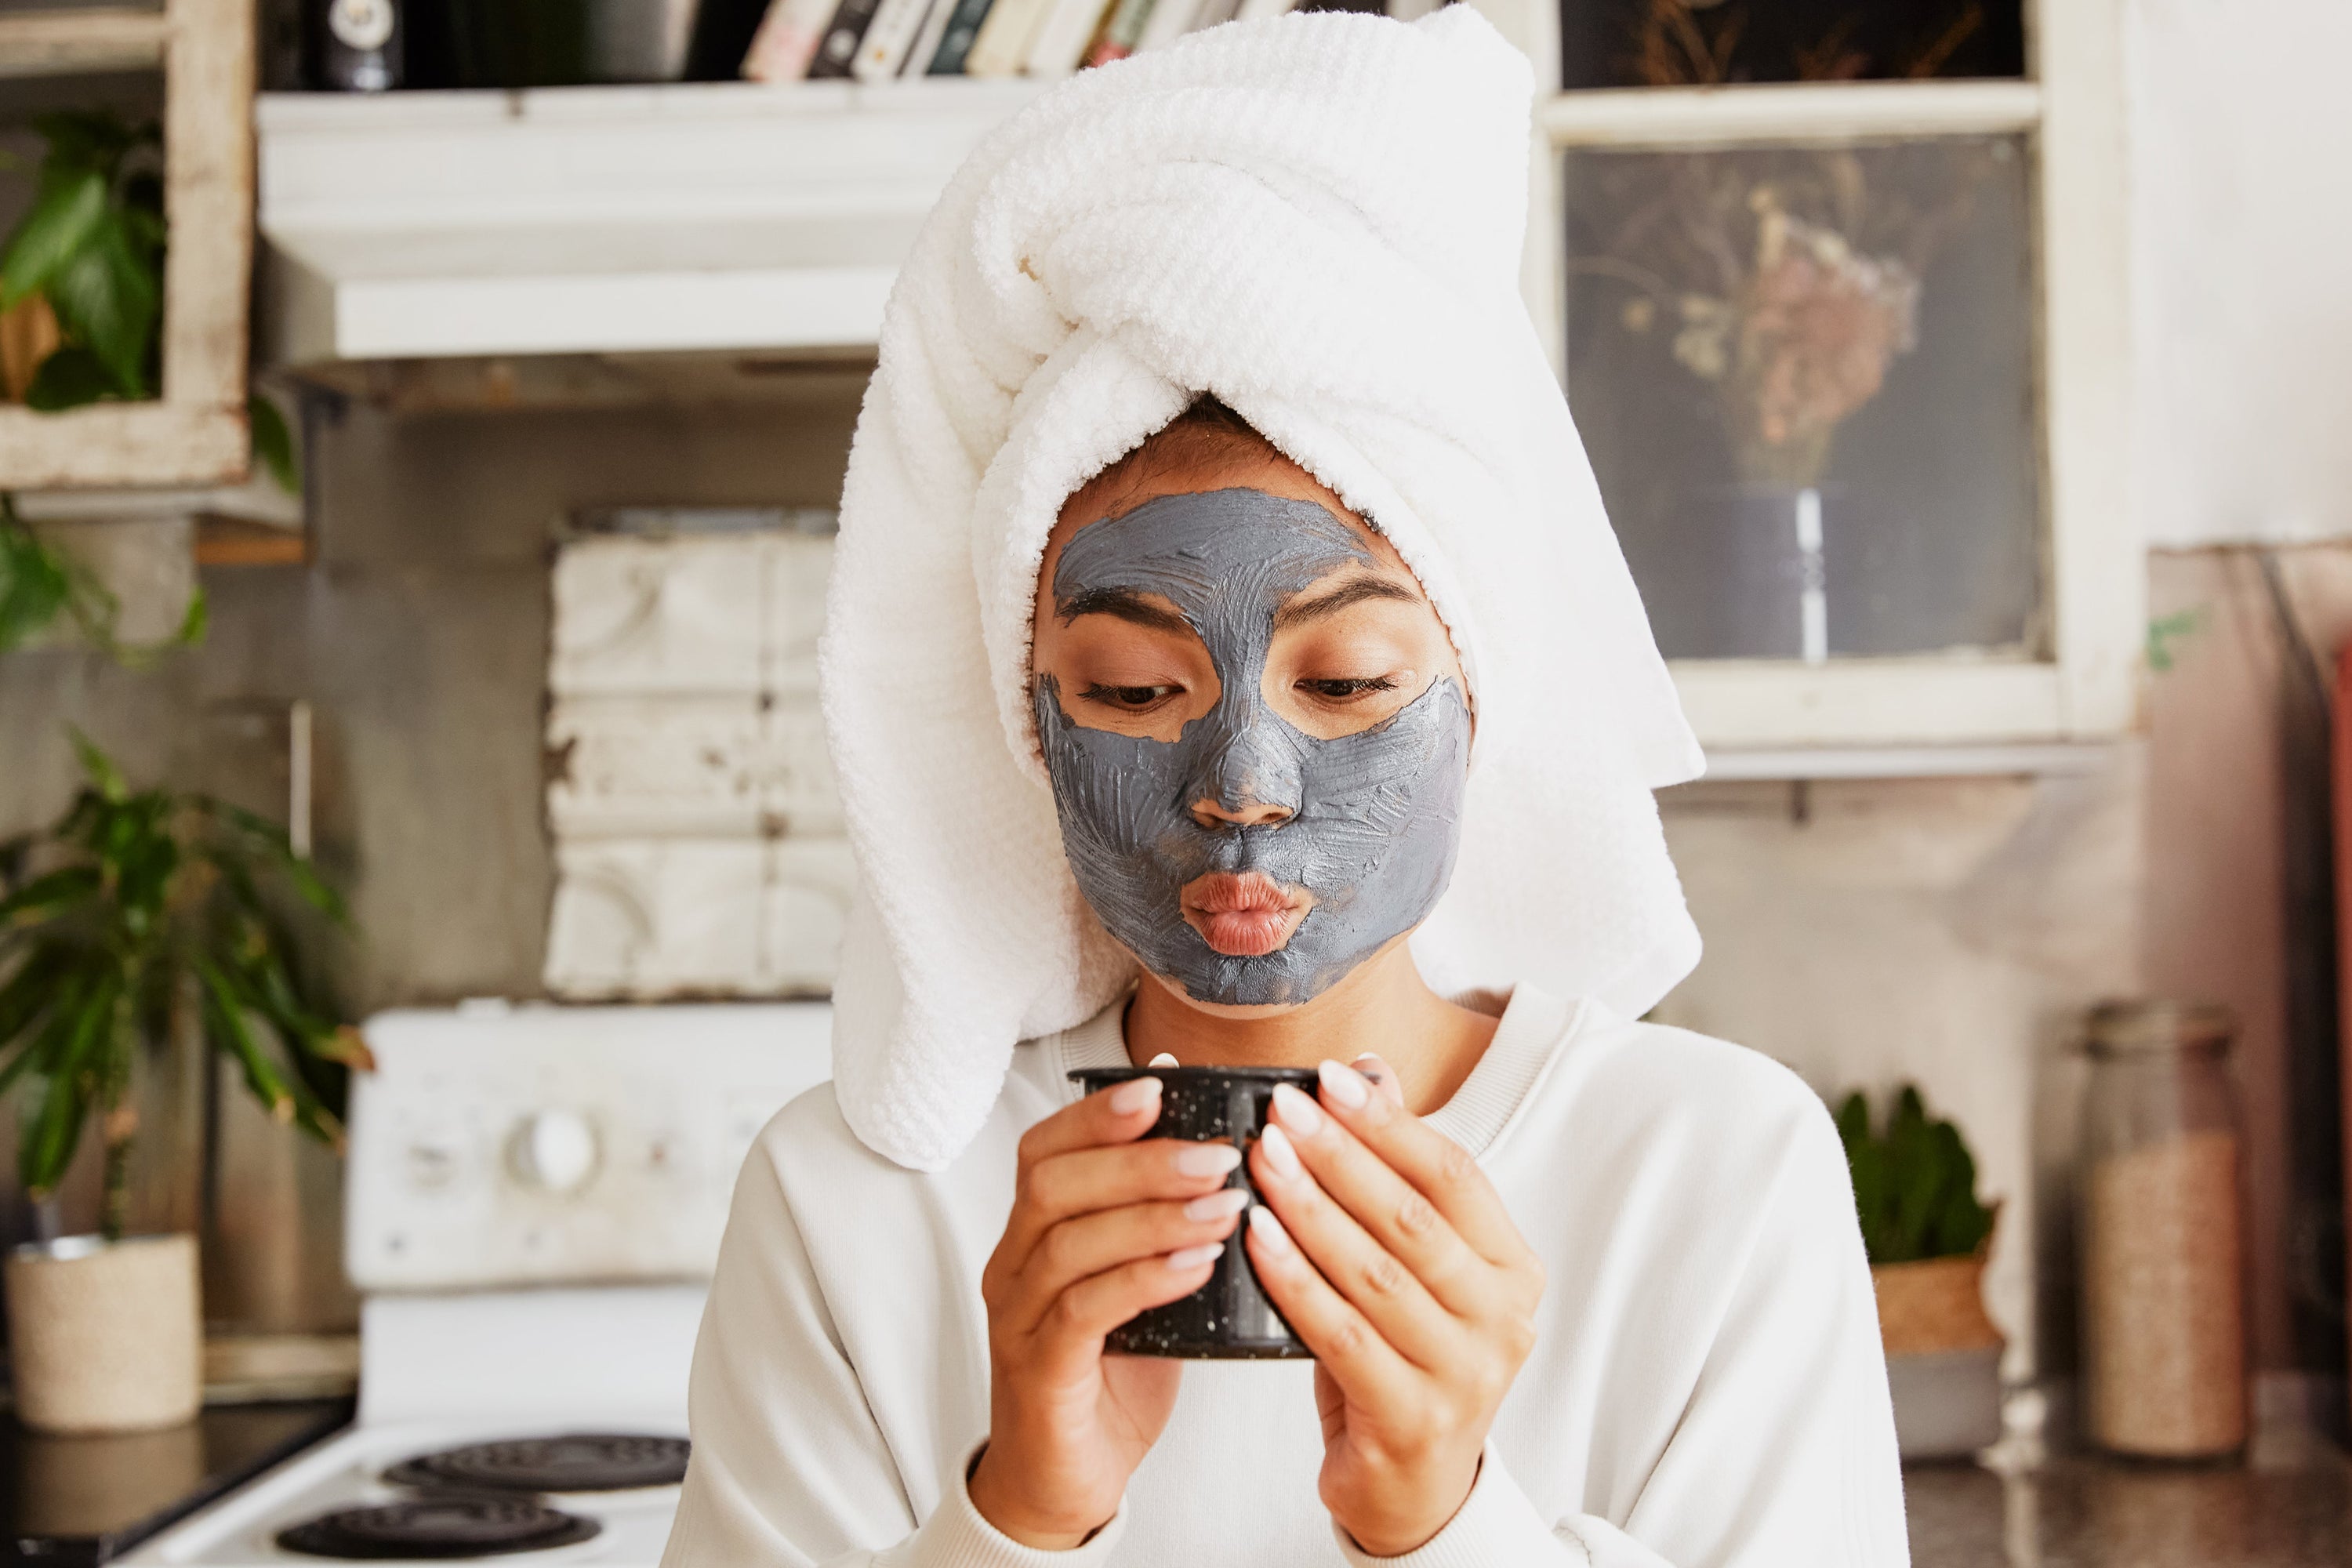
[
  {"x1": 1185, "y1": 1187, "x2": 1250, "y2": 1221},
  {"x1": 1258, "y1": 1123, "x2": 1302, "y2": 1179},
  {"x1": 1176, "y1": 1142, "x2": 1243, "y2": 1178},
  {"x1": 1272, "y1": 1083, "x2": 1323, "y2": 1136},
  {"x1": 1316, "y1": 1058, "x2": 1370, "y2": 1109},
  {"x1": 1167, "y1": 1242, "x2": 1225, "y2": 1272},
  {"x1": 1109, "y1": 1077, "x2": 1162, "y2": 1116},
  {"x1": 1352, "y1": 1052, "x2": 1387, "y2": 1084},
  {"x1": 1147, "y1": 1052, "x2": 1179, "y2": 1067},
  {"x1": 1248, "y1": 1205, "x2": 1294, "y2": 1255}
]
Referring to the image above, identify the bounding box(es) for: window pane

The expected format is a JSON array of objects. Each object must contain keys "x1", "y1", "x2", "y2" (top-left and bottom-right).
[
  {"x1": 1559, "y1": 0, "x2": 2027, "y2": 90},
  {"x1": 1563, "y1": 136, "x2": 2042, "y2": 662}
]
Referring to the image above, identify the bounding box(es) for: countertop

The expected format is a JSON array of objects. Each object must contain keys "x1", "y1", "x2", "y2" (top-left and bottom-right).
[
  {"x1": 0, "y1": 1398, "x2": 353, "y2": 1563},
  {"x1": 1908, "y1": 1443, "x2": 2352, "y2": 1566}
]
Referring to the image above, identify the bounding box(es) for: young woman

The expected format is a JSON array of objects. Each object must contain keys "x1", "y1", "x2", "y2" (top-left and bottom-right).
[{"x1": 664, "y1": 11, "x2": 1904, "y2": 1567}]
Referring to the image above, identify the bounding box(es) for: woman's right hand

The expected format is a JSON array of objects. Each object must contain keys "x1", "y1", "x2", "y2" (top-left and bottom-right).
[{"x1": 967, "y1": 1078, "x2": 1249, "y2": 1548}]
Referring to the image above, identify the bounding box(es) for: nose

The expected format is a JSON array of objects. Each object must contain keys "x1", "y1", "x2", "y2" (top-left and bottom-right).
[
  {"x1": 1187, "y1": 715, "x2": 1300, "y2": 829},
  {"x1": 1190, "y1": 795, "x2": 1293, "y2": 829}
]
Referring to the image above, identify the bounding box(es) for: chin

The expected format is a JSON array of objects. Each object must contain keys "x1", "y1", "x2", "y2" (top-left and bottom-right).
[{"x1": 1142, "y1": 968, "x2": 1312, "y2": 1020}]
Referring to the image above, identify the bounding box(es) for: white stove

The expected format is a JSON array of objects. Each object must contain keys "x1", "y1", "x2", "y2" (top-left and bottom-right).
[{"x1": 124, "y1": 1000, "x2": 834, "y2": 1566}]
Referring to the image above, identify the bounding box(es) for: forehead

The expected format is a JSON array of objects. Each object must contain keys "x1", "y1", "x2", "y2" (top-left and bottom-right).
[
  {"x1": 1041, "y1": 447, "x2": 1416, "y2": 610},
  {"x1": 1051, "y1": 488, "x2": 1374, "y2": 608}
]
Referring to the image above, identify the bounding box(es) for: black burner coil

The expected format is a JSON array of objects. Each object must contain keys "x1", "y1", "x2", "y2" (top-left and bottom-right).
[
  {"x1": 384, "y1": 1432, "x2": 691, "y2": 1494},
  {"x1": 277, "y1": 1497, "x2": 601, "y2": 1559}
]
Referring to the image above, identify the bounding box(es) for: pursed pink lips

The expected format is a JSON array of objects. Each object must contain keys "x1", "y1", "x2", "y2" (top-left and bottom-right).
[{"x1": 1180, "y1": 871, "x2": 1311, "y2": 957}]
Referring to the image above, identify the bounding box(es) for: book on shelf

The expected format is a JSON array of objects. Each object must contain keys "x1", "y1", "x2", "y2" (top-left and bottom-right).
[
  {"x1": 808, "y1": 0, "x2": 888, "y2": 76},
  {"x1": 924, "y1": 0, "x2": 999, "y2": 71},
  {"x1": 742, "y1": 0, "x2": 843, "y2": 80},
  {"x1": 1232, "y1": 0, "x2": 1298, "y2": 21},
  {"x1": 855, "y1": 0, "x2": 944, "y2": 77},
  {"x1": 902, "y1": 0, "x2": 964, "y2": 74},
  {"x1": 1026, "y1": 0, "x2": 1118, "y2": 74},
  {"x1": 962, "y1": 0, "x2": 1057, "y2": 75},
  {"x1": 1080, "y1": 0, "x2": 1155, "y2": 66}
]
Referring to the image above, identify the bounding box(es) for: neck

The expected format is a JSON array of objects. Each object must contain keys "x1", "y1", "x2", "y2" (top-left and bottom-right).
[{"x1": 1123, "y1": 940, "x2": 1499, "y2": 1116}]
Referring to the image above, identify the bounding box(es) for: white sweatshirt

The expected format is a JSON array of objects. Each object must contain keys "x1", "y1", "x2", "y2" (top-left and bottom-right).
[{"x1": 662, "y1": 985, "x2": 1909, "y2": 1567}]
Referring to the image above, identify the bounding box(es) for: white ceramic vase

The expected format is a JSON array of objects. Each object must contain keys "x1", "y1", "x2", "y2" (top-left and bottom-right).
[{"x1": 5, "y1": 1232, "x2": 202, "y2": 1433}]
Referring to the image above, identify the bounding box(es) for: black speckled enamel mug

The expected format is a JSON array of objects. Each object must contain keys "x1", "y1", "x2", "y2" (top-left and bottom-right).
[{"x1": 1069, "y1": 1065, "x2": 1319, "y2": 1359}]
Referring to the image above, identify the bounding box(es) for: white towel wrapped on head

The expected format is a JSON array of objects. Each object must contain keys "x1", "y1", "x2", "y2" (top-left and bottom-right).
[{"x1": 818, "y1": 6, "x2": 1704, "y2": 1173}]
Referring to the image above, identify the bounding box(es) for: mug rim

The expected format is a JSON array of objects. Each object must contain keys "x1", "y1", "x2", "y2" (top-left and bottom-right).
[{"x1": 1070, "y1": 1065, "x2": 1321, "y2": 1086}]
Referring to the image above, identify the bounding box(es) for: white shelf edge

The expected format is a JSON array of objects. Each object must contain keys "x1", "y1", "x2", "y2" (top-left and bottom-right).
[
  {"x1": 1537, "y1": 78, "x2": 2044, "y2": 147},
  {"x1": 1697, "y1": 740, "x2": 2118, "y2": 782}
]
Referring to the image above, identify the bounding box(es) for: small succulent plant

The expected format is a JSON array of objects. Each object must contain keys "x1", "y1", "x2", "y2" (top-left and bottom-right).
[{"x1": 1835, "y1": 1083, "x2": 1994, "y2": 1265}]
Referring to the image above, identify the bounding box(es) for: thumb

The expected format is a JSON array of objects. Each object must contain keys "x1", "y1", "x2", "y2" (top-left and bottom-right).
[{"x1": 1352, "y1": 1053, "x2": 1406, "y2": 1107}]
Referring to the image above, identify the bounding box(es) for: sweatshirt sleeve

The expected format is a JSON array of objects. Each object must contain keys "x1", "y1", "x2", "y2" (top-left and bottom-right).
[
  {"x1": 1566, "y1": 1099, "x2": 1906, "y2": 1567},
  {"x1": 1341, "y1": 1097, "x2": 1907, "y2": 1568},
  {"x1": 659, "y1": 1138, "x2": 1130, "y2": 1568}
]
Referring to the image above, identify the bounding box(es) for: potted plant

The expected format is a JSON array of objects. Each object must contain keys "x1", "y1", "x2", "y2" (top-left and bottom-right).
[
  {"x1": 0, "y1": 109, "x2": 296, "y2": 658},
  {"x1": 1835, "y1": 1083, "x2": 2003, "y2": 1460},
  {"x1": 0, "y1": 732, "x2": 365, "y2": 1433}
]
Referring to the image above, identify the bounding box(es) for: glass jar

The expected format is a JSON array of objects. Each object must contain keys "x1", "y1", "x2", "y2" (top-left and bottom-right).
[{"x1": 2078, "y1": 1000, "x2": 2247, "y2": 1457}]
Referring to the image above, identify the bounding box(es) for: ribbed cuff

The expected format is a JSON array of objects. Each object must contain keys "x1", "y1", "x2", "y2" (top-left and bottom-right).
[
  {"x1": 896, "y1": 1443, "x2": 1129, "y2": 1568},
  {"x1": 1330, "y1": 1448, "x2": 1585, "y2": 1568}
]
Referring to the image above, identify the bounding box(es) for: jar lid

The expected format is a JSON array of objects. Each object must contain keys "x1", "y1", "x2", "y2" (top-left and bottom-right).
[{"x1": 2085, "y1": 998, "x2": 2234, "y2": 1057}]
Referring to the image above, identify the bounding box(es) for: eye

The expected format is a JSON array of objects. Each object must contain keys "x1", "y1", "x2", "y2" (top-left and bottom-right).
[
  {"x1": 1296, "y1": 676, "x2": 1399, "y2": 702},
  {"x1": 1080, "y1": 682, "x2": 1181, "y2": 712}
]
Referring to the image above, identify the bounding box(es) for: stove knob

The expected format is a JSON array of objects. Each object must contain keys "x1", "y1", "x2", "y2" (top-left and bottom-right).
[{"x1": 508, "y1": 1109, "x2": 600, "y2": 1195}]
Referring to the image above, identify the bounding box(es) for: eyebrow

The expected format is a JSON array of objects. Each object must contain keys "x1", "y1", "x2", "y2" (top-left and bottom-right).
[
  {"x1": 1056, "y1": 586, "x2": 1194, "y2": 636},
  {"x1": 1272, "y1": 573, "x2": 1421, "y2": 630}
]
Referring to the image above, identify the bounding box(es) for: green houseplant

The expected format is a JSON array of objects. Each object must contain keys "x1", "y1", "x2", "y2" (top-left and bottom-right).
[
  {"x1": 0, "y1": 732, "x2": 364, "y2": 1432},
  {"x1": 1835, "y1": 1082, "x2": 1995, "y2": 1265},
  {"x1": 0, "y1": 110, "x2": 296, "y2": 658},
  {"x1": 1835, "y1": 1083, "x2": 2002, "y2": 1460},
  {"x1": 0, "y1": 731, "x2": 364, "y2": 1241}
]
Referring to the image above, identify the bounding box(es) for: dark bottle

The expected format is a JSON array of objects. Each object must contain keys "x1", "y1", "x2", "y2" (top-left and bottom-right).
[{"x1": 306, "y1": 0, "x2": 404, "y2": 91}]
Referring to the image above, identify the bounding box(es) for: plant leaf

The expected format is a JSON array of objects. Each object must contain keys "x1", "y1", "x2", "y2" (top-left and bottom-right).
[
  {"x1": 16, "y1": 968, "x2": 114, "y2": 1195},
  {"x1": 0, "y1": 511, "x2": 74, "y2": 651},
  {"x1": 68, "y1": 728, "x2": 128, "y2": 802},
  {"x1": 42, "y1": 212, "x2": 158, "y2": 398},
  {"x1": 24, "y1": 344, "x2": 118, "y2": 411},
  {"x1": 0, "y1": 865, "x2": 100, "y2": 927},
  {"x1": 249, "y1": 394, "x2": 299, "y2": 495},
  {"x1": 0, "y1": 169, "x2": 105, "y2": 310}
]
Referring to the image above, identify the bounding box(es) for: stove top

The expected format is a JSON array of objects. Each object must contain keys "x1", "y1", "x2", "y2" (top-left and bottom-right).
[
  {"x1": 276, "y1": 1498, "x2": 601, "y2": 1561},
  {"x1": 379, "y1": 1434, "x2": 691, "y2": 1496}
]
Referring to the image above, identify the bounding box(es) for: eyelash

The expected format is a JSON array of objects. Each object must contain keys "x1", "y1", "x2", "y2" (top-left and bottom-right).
[
  {"x1": 1080, "y1": 683, "x2": 1178, "y2": 710},
  {"x1": 1299, "y1": 677, "x2": 1398, "y2": 701},
  {"x1": 1076, "y1": 676, "x2": 1399, "y2": 712}
]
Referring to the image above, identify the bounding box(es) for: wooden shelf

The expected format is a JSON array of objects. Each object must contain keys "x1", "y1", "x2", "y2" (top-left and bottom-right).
[
  {"x1": 0, "y1": 402, "x2": 244, "y2": 488},
  {"x1": 1536, "y1": 78, "x2": 2044, "y2": 148},
  {"x1": 0, "y1": 0, "x2": 253, "y2": 490},
  {"x1": 0, "y1": 5, "x2": 167, "y2": 79}
]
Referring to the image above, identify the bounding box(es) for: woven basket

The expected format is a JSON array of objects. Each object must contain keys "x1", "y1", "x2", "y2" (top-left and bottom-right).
[{"x1": 1872, "y1": 1250, "x2": 2001, "y2": 1359}]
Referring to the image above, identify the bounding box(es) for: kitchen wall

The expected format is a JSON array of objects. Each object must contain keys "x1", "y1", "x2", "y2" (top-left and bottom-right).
[{"x1": 0, "y1": 373, "x2": 862, "y2": 1313}]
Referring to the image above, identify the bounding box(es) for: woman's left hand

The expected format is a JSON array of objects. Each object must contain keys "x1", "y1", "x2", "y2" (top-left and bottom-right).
[{"x1": 1244, "y1": 1055, "x2": 1544, "y2": 1559}]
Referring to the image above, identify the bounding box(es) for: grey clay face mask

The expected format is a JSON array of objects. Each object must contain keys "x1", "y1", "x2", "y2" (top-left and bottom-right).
[{"x1": 1033, "y1": 488, "x2": 1472, "y2": 1007}]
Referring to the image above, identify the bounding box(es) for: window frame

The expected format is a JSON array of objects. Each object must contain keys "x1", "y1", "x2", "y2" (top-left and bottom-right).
[{"x1": 1474, "y1": 0, "x2": 2136, "y2": 757}]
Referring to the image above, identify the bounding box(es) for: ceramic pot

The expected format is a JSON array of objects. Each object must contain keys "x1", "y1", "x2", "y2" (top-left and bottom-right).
[
  {"x1": 5, "y1": 1233, "x2": 202, "y2": 1433},
  {"x1": 1872, "y1": 1249, "x2": 2003, "y2": 1460},
  {"x1": 1069, "y1": 1066, "x2": 1316, "y2": 1359}
]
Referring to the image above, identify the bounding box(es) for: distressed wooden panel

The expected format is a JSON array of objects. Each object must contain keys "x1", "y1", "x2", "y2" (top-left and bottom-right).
[
  {"x1": 0, "y1": 404, "x2": 245, "y2": 488},
  {"x1": 162, "y1": 0, "x2": 256, "y2": 412}
]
